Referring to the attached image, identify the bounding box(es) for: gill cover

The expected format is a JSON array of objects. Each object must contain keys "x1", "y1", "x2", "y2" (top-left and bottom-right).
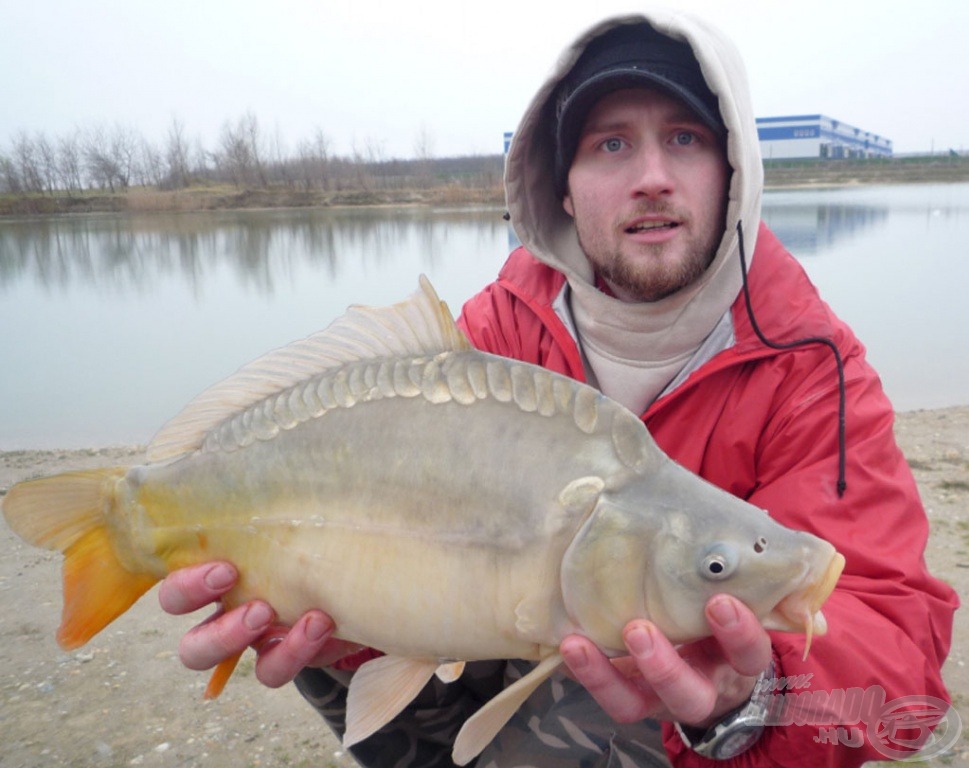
[{"x1": 560, "y1": 497, "x2": 655, "y2": 652}]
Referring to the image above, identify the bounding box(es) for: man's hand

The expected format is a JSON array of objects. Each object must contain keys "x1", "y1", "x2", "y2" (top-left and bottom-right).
[
  {"x1": 158, "y1": 562, "x2": 356, "y2": 688},
  {"x1": 560, "y1": 594, "x2": 773, "y2": 727}
]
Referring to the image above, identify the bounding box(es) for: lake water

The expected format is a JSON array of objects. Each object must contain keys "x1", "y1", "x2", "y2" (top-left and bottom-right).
[{"x1": 1, "y1": 183, "x2": 967, "y2": 450}]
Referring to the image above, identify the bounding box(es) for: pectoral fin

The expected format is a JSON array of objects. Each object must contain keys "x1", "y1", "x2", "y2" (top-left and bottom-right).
[
  {"x1": 344, "y1": 655, "x2": 440, "y2": 748},
  {"x1": 452, "y1": 653, "x2": 564, "y2": 766},
  {"x1": 435, "y1": 660, "x2": 466, "y2": 683}
]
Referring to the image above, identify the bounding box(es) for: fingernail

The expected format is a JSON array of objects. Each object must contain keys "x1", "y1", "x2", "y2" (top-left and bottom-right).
[
  {"x1": 708, "y1": 596, "x2": 739, "y2": 628},
  {"x1": 303, "y1": 614, "x2": 332, "y2": 643},
  {"x1": 204, "y1": 563, "x2": 236, "y2": 590},
  {"x1": 244, "y1": 602, "x2": 273, "y2": 630},
  {"x1": 564, "y1": 644, "x2": 589, "y2": 671},
  {"x1": 625, "y1": 624, "x2": 654, "y2": 656}
]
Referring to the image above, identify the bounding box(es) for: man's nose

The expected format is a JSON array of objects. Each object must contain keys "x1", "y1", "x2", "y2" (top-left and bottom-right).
[{"x1": 630, "y1": 145, "x2": 673, "y2": 198}]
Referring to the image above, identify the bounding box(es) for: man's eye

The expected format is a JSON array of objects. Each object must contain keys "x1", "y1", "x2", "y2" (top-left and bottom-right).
[
  {"x1": 601, "y1": 138, "x2": 624, "y2": 152},
  {"x1": 674, "y1": 131, "x2": 697, "y2": 146}
]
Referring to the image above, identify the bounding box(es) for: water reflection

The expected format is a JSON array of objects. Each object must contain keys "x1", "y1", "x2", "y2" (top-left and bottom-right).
[
  {"x1": 761, "y1": 183, "x2": 969, "y2": 254},
  {"x1": 0, "y1": 190, "x2": 952, "y2": 296},
  {"x1": 0, "y1": 206, "x2": 513, "y2": 449},
  {"x1": 1, "y1": 184, "x2": 968, "y2": 449},
  {"x1": 0, "y1": 193, "x2": 936, "y2": 293},
  {"x1": 0, "y1": 207, "x2": 508, "y2": 296},
  {"x1": 761, "y1": 197, "x2": 888, "y2": 254}
]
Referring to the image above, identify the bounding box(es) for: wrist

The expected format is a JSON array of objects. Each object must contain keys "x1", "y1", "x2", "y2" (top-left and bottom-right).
[{"x1": 675, "y1": 660, "x2": 775, "y2": 760}]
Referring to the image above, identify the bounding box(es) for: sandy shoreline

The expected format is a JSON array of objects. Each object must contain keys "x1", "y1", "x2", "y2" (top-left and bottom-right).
[{"x1": 1, "y1": 404, "x2": 967, "y2": 766}]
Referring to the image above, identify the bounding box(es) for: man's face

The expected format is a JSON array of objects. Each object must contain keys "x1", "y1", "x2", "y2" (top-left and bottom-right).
[{"x1": 563, "y1": 87, "x2": 730, "y2": 303}]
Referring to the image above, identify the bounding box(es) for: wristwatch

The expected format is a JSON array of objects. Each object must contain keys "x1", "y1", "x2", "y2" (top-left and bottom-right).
[{"x1": 674, "y1": 662, "x2": 775, "y2": 760}]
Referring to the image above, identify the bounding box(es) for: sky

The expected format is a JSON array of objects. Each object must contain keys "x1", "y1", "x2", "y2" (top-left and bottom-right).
[{"x1": 1, "y1": 0, "x2": 966, "y2": 160}]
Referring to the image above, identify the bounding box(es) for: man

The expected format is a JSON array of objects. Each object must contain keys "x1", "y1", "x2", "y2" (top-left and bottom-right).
[{"x1": 160, "y1": 10, "x2": 956, "y2": 766}]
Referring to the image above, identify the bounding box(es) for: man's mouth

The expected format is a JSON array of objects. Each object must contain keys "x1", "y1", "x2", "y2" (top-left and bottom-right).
[{"x1": 625, "y1": 220, "x2": 679, "y2": 234}]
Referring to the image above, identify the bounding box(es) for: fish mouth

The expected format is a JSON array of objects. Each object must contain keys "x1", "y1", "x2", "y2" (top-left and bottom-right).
[{"x1": 766, "y1": 551, "x2": 845, "y2": 659}]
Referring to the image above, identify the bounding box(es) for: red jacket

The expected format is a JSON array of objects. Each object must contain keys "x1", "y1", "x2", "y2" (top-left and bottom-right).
[{"x1": 457, "y1": 223, "x2": 957, "y2": 767}]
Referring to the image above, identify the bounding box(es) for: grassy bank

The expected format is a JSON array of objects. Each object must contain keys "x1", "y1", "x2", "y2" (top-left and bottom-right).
[
  {"x1": 763, "y1": 154, "x2": 969, "y2": 188},
  {"x1": 0, "y1": 181, "x2": 506, "y2": 217},
  {"x1": 1, "y1": 155, "x2": 967, "y2": 217}
]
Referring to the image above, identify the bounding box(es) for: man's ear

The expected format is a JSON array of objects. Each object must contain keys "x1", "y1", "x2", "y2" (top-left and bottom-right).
[{"x1": 563, "y1": 192, "x2": 575, "y2": 217}]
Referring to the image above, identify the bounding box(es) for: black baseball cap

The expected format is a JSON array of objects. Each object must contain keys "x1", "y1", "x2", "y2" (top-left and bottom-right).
[{"x1": 554, "y1": 22, "x2": 725, "y2": 194}]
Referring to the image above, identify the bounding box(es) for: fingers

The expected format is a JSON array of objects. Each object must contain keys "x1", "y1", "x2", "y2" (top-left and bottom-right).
[
  {"x1": 179, "y1": 600, "x2": 276, "y2": 671},
  {"x1": 158, "y1": 562, "x2": 238, "y2": 615},
  {"x1": 251, "y1": 611, "x2": 336, "y2": 688},
  {"x1": 561, "y1": 634, "x2": 661, "y2": 723},
  {"x1": 623, "y1": 622, "x2": 718, "y2": 725},
  {"x1": 158, "y1": 564, "x2": 347, "y2": 690},
  {"x1": 159, "y1": 562, "x2": 273, "y2": 673},
  {"x1": 704, "y1": 594, "x2": 773, "y2": 677},
  {"x1": 562, "y1": 594, "x2": 774, "y2": 727}
]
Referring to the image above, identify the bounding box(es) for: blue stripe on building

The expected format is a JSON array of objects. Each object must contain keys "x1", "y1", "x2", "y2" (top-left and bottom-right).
[{"x1": 756, "y1": 115, "x2": 891, "y2": 159}]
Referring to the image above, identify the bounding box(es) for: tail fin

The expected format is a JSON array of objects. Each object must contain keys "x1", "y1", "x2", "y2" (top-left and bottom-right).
[{"x1": 2, "y1": 468, "x2": 158, "y2": 649}]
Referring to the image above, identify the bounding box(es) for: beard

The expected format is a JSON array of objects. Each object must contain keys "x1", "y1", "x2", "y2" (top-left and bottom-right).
[
  {"x1": 588, "y1": 239, "x2": 714, "y2": 302},
  {"x1": 571, "y1": 202, "x2": 724, "y2": 303}
]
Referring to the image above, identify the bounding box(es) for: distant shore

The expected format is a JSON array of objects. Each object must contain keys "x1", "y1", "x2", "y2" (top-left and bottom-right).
[{"x1": 1, "y1": 155, "x2": 967, "y2": 217}]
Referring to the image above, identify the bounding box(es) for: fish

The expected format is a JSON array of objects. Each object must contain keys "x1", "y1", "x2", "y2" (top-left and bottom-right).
[{"x1": 2, "y1": 276, "x2": 844, "y2": 765}]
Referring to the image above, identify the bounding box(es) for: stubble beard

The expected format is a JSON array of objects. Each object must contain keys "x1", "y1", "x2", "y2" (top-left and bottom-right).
[{"x1": 575, "y1": 215, "x2": 719, "y2": 303}]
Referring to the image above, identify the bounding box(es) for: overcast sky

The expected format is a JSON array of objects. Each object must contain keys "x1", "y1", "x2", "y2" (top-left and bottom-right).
[{"x1": 2, "y1": 0, "x2": 965, "y2": 160}]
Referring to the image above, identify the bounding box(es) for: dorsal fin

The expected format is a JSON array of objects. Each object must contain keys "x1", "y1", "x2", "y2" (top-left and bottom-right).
[{"x1": 147, "y1": 276, "x2": 470, "y2": 462}]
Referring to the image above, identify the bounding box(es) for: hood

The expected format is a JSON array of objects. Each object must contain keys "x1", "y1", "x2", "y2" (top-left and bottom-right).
[{"x1": 504, "y1": 10, "x2": 764, "y2": 411}]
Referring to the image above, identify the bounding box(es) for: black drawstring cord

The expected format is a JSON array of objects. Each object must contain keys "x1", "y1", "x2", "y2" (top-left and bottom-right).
[{"x1": 736, "y1": 221, "x2": 848, "y2": 498}]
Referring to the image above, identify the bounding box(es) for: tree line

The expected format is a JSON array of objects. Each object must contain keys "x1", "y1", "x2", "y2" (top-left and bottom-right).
[{"x1": 0, "y1": 112, "x2": 503, "y2": 197}]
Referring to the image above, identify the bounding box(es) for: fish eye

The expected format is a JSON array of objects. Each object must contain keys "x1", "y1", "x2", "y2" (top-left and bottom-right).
[{"x1": 699, "y1": 544, "x2": 737, "y2": 581}]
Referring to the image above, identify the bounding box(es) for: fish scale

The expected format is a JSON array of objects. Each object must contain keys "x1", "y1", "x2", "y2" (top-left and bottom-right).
[{"x1": 206, "y1": 352, "x2": 603, "y2": 455}]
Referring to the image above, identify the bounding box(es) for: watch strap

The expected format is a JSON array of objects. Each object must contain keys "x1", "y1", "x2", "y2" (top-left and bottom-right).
[{"x1": 674, "y1": 660, "x2": 776, "y2": 760}]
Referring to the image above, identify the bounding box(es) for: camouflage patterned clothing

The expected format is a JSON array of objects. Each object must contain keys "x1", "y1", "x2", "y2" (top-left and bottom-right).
[{"x1": 295, "y1": 660, "x2": 670, "y2": 768}]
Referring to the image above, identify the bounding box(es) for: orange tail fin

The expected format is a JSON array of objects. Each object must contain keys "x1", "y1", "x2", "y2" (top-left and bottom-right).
[{"x1": 2, "y1": 468, "x2": 158, "y2": 649}]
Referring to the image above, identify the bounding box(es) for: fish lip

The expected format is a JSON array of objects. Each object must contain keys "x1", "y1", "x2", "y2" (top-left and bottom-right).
[{"x1": 769, "y1": 551, "x2": 845, "y2": 636}]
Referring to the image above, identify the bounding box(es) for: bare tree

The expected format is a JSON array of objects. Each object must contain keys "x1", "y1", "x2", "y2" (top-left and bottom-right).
[
  {"x1": 413, "y1": 124, "x2": 436, "y2": 188},
  {"x1": 312, "y1": 127, "x2": 331, "y2": 190},
  {"x1": 295, "y1": 138, "x2": 315, "y2": 190},
  {"x1": 58, "y1": 130, "x2": 84, "y2": 192},
  {"x1": 34, "y1": 132, "x2": 59, "y2": 195},
  {"x1": 140, "y1": 135, "x2": 165, "y2": 187},
  {"x1": 241, "y1": 111, "x2": 268, "y2": 187},
  {"x1": 0, "y1": 153, "x2": 22, "y2": 194},
  {"x1": 83, "y1": 125, "x2": 119, "y2": 191},
  {"x1": 110, "y1": 124, "x2": 140, "y2": 190},
  {"x1": 12, "y1": 132, "x2": 43, "y2": 193},
  {"x1": 165, "y1": 117, "x2": 191, "y2": 189},
  {"x1": 190, "y1": 135, "x2": 209, "y2": 180},
  {"x1": 349, "y1": 136, "x2": 387, "y2": 190},
  {"x1": 269, "y1": 123, "x2": 291, "y2": 188},
  {"x1": 217, "y1": 118, "x2": 252, "y2": 187}
]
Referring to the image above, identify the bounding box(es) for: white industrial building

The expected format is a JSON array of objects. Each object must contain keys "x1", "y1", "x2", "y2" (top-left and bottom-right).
[{"x1": 757, "y1": 115, "x2": 892, "y2": 160}]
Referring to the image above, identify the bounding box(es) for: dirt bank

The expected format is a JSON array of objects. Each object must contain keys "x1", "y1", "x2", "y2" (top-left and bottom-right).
[{"x1": 1, "y1": 406, "x2": 967, "y2": 766}]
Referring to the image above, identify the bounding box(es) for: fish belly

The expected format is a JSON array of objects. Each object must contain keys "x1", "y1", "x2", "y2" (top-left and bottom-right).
[{"x1": 128, "y1": 392, "x2": 628, "y2": 661}]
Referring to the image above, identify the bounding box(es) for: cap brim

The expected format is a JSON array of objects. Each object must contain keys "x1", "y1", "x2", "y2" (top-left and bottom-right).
[{"x1": 558, "y1": 67, "x2": 724, "y2": 151}]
